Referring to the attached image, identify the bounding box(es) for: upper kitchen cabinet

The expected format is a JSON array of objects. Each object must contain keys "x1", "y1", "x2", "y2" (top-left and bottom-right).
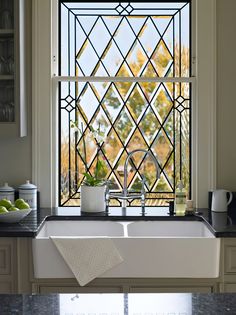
[{"x1": 0, "y1": 0, "x2": 27, "y2": 137}]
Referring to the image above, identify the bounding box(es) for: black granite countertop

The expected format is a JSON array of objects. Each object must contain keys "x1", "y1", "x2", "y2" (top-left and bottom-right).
[
  {"x1": 0, "y1": 293, "x2": 236, "y2": 315},
  {"x1": 0, "y1": 206, "x2": 236, "y2": 237}
]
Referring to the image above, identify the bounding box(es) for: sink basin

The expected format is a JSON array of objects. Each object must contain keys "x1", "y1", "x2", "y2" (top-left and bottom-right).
[
  {"x1": 32, "y1": 219, "x2": 220, "y2": 279},
  {"x1": 37, "y1": 220, "x2": 124, "y2": 237},
  {"x1": 127, "y1": 221, "x2": 214, "y2": 237}
]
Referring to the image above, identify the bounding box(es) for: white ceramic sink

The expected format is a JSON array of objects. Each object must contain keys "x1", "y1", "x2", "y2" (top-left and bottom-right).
[{"x1": 32, "y1": 220, "x2": 220, "y2": 279}]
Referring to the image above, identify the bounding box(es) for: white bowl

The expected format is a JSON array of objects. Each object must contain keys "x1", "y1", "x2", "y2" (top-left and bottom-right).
[{"x1": 0, "y1": 208, "x2": 31, "y2": 223}]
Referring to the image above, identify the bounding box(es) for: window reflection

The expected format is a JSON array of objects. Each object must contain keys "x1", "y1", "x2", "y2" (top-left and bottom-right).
[
  {"x1": 59, "y1": 293, "x2": 192, "y2": 315},
  {"x1": 129, "y1": 293, "x2": 192, "y2": 315},
  {"x1": 59, "y1": 294, "x2": 124, "y2": 315}
]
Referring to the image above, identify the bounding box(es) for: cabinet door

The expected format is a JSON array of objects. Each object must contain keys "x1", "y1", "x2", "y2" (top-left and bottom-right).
[
  {"x1": 225, "y1": 245, "x2": 236, "y2": 274},
  {"x1": 223, "y1": 283, "x2": 236, "y2": 293},
  {"x1": 0, "y1": 0, "x2": 27, "y2": 137},
  {"x1": 34, "y1": 284, "x2": 123, "y2": 294},
  {"x1": 0, "y1": 0, "x2": 15, "y2": 127},
  {"x1": 0, "y1": 243, "x2": 11, "y2": 275},
  {"x1": 129, "y1": 286, "x2": 213, "y2": 293},
  {"x1": 0, "y1": 238, "x2": 16, "y2": 293},
  {"x1": 0, "y1": 281, "x2": 12, "y2": 293}
]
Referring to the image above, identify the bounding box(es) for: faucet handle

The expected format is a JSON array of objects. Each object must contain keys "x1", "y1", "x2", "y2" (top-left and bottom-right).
[
  {"x1": 141, "y1": 176, "x2": 147, "y2": 196},
  {"x1": 141, "y1": 175, "x2": 147, "y2": 182},
  {"x1": 105, "y1": 180, "x2": 111, "y2": 213},
  {"x1": 140, "y1": 176, "x2": 146, "y2": 211},
  {"x1": 141, "y1": 175, "x2": 147, "y2": 185},
  {"x1": 167, "y1": 200, "x2": 175, "y2": 216},
  {"x1": 105, "y1": 180, "x2": 111, "y2": 195},
  {"x1": 105, "y1": 179, "x2": 111, "y2": 187}
]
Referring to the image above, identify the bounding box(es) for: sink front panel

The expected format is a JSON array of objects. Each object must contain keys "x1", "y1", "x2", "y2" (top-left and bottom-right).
[{"x1": 102, "y1": 237, "x2": 220, "y2": 278}]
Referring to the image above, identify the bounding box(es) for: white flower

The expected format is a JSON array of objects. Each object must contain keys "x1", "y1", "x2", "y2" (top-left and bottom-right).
[
  {"x1": 95, "y1": 134, "x2": 105, "y2": 144},
  {"x1": 70, "y1": 120, "x2": 81, "y2": 134},
  {"x1": 90, "y1": 128, "x2": 107, "y2": 145}
]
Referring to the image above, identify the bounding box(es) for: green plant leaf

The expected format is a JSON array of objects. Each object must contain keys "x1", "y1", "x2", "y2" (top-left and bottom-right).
[
  {"x1": 83, "y1": 172, "x2": 105, "y2": 186},
  {"x1": 95, "y1": 159, "x2": 103, "y2": 178}
]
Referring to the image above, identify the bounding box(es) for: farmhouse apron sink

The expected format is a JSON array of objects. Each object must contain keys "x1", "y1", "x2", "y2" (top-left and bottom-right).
[{"x1": 32, "y1": 220, "x2": 220, "y2": 279}]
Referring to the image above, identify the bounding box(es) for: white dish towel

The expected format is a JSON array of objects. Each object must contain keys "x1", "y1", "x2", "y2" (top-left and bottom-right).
[{"x1": 50, "y1": 237, "x2": 123, "y2": 286}]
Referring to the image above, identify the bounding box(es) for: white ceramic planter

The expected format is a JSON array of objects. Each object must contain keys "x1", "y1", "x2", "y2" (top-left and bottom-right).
[{"x1": 80, "y1": 185, "x2": 106, "y2": 213}]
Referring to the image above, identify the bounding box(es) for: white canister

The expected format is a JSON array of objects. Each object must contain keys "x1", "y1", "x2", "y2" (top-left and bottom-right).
[
  {"x1": 18, "y1": 180, "x2": 37, "y2": 210},
  {"x1": 0, "y1": 183, "x2": 15, "y2": 203}
]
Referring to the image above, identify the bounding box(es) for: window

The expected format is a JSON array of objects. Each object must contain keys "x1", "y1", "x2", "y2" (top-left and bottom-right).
[
  {"x1": 58, "y1": 1, "x2": 191, "y2": 207},
  {"x1": 32, "y1": 0, "x2": 216, "y2": 208}
]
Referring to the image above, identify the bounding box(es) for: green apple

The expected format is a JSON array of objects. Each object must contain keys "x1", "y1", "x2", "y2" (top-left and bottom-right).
[
  {"x1": 8, "y1": 206, "x2": 19, "y2": 212},
  {"x1": 0, "y1": 206, "x2": 8, "y2": 214},
  {"x1": 14, "y1": 198, "x2": 25, "y2": 208},
  {"x1": 0, "y1": 199, "x2": 12, "y2": 209},
  {"x1": 18, "y1": 202, "x2": 30, "y2": 210}
]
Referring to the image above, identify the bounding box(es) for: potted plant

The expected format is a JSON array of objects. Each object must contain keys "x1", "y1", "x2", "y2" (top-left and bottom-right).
[{"x1": 70, "y1": 120, "x2": 107, "y2": 213}]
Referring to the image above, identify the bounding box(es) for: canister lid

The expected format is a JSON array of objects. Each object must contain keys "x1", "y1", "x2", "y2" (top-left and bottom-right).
[
  {"x1": 0, "y1": 182, "x2": 14, "y2": 192},
  {"x1": 18, "y1": 180, "x2": 37, "y2": 190}
]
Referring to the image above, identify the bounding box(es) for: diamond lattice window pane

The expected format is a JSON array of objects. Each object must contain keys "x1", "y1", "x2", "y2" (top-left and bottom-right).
[
  {"x1": 77, "y1": 130, "x2": 97, "y2": 166},
  {"x1": 151, "y1": 129, "x2": 173, "y2": 168},
  {"x1": 126, "y1": 129, "x2": 148, "y2": 164},
  {"x1": 90, "y1": 107, "x2": 110, "y2": 136},
  {"x1": 127, "y1": 42, "x2": 149, "y2": 76},
  {"x1": 102, "y1": 84, "x2": 123, "y2": 122},
  {"x1": 113, "y1": 18, "x2": 136, "y2": 56},
  {"x1": 151, "y1": 40, "x2": 173, "y2": 77},
  {"x1": 89, "y1": 18, "x2": 111, "y2": 57},
  {"x1": 152, "y1": 84, "x2": 173, "y2": 123},
  {"x1": 77, "y1": 84, "x2": 100, "y2": 122},
  {"x1": 139, "y1": 18, "x2": 161, "y2": 57},
  {"x1": 103, "y1": 129, "x2": 123, "y2": 167},
  {"x1": 126, "y1": 84, "x2": 147, "y2": 121},
  {"x1": 139, "y1": 108, "x2": 160, "y2": 145},
  {"x1": 114, "y1": 107, "x2": 134, "y2": 144}
]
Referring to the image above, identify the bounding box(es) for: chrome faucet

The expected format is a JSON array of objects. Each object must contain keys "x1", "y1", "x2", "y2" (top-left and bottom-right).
[{"x1": 106, "y1": 149, "x2": 160, "y2": 210}]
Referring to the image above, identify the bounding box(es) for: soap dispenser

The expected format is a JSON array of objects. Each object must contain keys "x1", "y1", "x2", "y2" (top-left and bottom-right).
[{"x1": 175, "y1": 180, "x2": 187, "y2": 214}]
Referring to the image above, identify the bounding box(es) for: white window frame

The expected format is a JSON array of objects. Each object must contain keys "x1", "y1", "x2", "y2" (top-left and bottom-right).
[{"x1": 32, "y1": 0, "x2": 216, "y2": 208}]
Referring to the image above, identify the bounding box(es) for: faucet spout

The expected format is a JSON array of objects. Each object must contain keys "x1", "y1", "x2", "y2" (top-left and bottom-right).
[{"x1": 107, "y1": 149, "x2": 160, "y2": 210}]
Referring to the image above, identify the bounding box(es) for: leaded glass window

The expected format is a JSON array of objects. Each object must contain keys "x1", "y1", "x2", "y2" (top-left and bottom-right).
[{"x1": 59, "y1": 1, "x2": 191, "y2": 206}]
